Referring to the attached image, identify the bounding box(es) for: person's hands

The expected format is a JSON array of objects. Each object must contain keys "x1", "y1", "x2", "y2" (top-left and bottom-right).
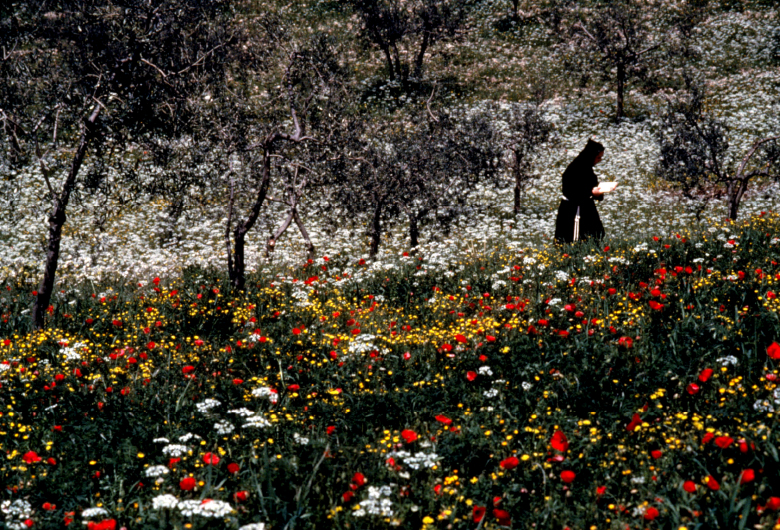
[{"x1": 591, "y1": 187, "x2": 604, "y2": 196}]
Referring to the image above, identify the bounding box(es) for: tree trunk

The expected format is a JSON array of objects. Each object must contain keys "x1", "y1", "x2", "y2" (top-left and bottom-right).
[
  {"x1": 32, "y1": 106, "x2": 100, "y2": 329},
  {"x1": 513, "y1": 150, "x2": 523, "y2": 215},
  {"x1": 512, "y1": 0, "x2": 520, "y2": 20},
  {"x1": 616, "y1": 61, "x2": 625, "y2": 120},
  {"x1": 413, "y1": 31, "x2": 430, "y2": 79},
  {"x1": 266, "y1": 208, "x2": 295, "y2": 259},
  {"x1": 229, "y1": 147, "x2": 273, "y2": 291},
  {"x1": 369, "y1": 203, "x2": 382, "y2": 258},
  {"x1": 727, "y1": 178, "x2": 749, "y2": 220},
  {"x1": 409, "y1": 212, "x2": 420, "y2": 251},
  {"x1": 381, "y1": 44, "x2": 396, "y2": 81},
  {"x1": 292, "y1": 207, "x2": 315, "y2": 261}
]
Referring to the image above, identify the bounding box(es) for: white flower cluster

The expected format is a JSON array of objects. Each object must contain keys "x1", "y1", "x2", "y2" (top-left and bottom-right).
[
  {"x1": 81, "y1": 507, "x2": 109, "y2": 519},
  {"x1": 161, "y1": 444, "x2": 190, "y2": 457},
  {"x1": 521, "y1": 382, "x2": 533, "y2": 391},
  {"x1": 251, "y1": 387, "x2": 279, "y2": 403},
  {"x1": 178, "y1": 433, "x2": 202, "y2": 442},
  {"x1": 293, "y1": 432, "x2": 310, "y2": 445},
  {"x1": 353, "y1": 485, "x2": 394, "y2": 517},
  {"x1": 388, "y1": 450, "x2": 440, "y2": 470},
  {"x1": 214, "y1": 420, "x2": 235, "y2": 435},
  {"x1": 238, "y1": 524, "x2": 267, "y2": 530},
  {"x1": 59, "y1": 340, "x2": 86, "y2": 362},
  {"x1": 483, "y1": 388, "x2": 499, "y2": 398},
  {"x1": 1, "y1": 500, "x2": 33, "y2": 530},
  {"x1": 177, "y1": 499, "x2": 234, "y2": 518},
  {"x1": 151, "y1": 494, "x2": 179, "y2": 510},
  {"x1": 153, "y1": 437, "x2": 170, "y2": 444},
  {"x1": 753, "y1": 399, "x2": 774, "y2": 413},
  {"x1": 242, "y1": 413, "x2": 272, "y2": 429},
  {"x1": 144, "y1": 465, "x2": 170, "y2": 477},
  {"x1": 195, "y1": 398, "x2": 221, "y2": 414},
  {"x1": 716, "y1": 355, "x2": 739, "y2": 366},
  {"x1": 477, "y1": 366, "x2": 493, "y2": 376},
  {"x1": 228, "y1": 408, "x2": 255, "y2": 417}
]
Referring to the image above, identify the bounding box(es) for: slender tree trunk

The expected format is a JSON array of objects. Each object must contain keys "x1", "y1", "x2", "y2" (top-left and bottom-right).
[
  {"x1": 292, "y1": 208, "x2": 315, "y2": 261},
  {"x1": 616, "y1": 61, "x2": 625, "y2": 120},
  {"x1": 381, "y1": 44, "x2": 395, "y2": 81},
  {"x1": 409, "y1": 212, "x2": 420, "y2": 251},
  {"x1": 369, "y1": 203, "x2": 382, "y2": 258},
  {"x1": 32, "y1": 106, "x2": 100, "y2": 329},
  {"x1": 266, "y1": 209, "x2": 295, "y2": 259},
  {"x1": 230, "y1": 147, "x2": 273, "y2": 291},
  {"x1": 727, "y1": 178, "x2": 749, "y2": 220},
  {"x1": 391, "y1": 44, "x2": 406, "y2": 86},
  {"x1": 512, "y1": 0, "x2": 520, "y2": 20},
  {"x1": 413, "y1": 32, "x2": 430, "y2": 79},
  {"x1": 513, "y1": 150, "x2": 523, "y2": 215}
]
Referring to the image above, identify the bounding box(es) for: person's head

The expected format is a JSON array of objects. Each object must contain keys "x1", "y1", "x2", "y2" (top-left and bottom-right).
[{"x1": 581, "y1": 139, "x2": 605, "y2": 166}]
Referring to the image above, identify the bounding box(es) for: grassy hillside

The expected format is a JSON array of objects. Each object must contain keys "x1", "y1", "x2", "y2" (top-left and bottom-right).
[{"x1": 1, "y1": 213, "x2": 779, "y2": 529}]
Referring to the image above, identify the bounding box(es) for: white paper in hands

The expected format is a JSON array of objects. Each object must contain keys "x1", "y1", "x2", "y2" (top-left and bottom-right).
[{"x1": 595, "y1": 181, "x2": 618, "y2": 194}]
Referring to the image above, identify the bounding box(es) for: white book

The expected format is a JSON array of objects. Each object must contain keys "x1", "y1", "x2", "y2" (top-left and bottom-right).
[{"x1": 596, "y1": 181, "x2": 618, "y2": 193}]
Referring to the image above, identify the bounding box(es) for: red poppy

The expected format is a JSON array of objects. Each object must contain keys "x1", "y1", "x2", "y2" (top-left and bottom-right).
[
  {"x1": 455, "y1": 334, "x2": 467, "y2": 343},
  {"x1": 292, "y1": 328, "x2": 301, "y2": 335},
  {"x1": 227, "y1": 463, "x2": 240, "y2": 474},
  {"x1": 342, "y1": 491, "x2": 354, "y2": 502},
  {"x1": 551, "y1": 430, "x2": 569, "y2": 452},
  {"x1": 560, "y1": 470, "x2": 576, "y2": 483},
  {"x1": 203, "y1": 452, "x2": 220, "y2": 465},
  {"x1": 596, "y1": 485, "x2": 606, "y2": 496},
  {"x1": 400, "y1": 429, "x2": 418, "y2": 443},
  {"x1": 466, "y1": 371, "x2": 477, "y2": 381},
  {"x1": 705, "y1": 475, "x2": 720, "y2": 491},
  {"x1": 180, "y1": 477, "x2": 196, "y2": 491},
  {"x1": 649, "y1": 300, "x2": 664, "y2": 310},
  {"x1": 768, "y1": 342, "x2": 780, "y2": 360},
  {"x1": 435, "y1": 415, "x2": 452, "y2": 426},
  {"x1": 472, "y1": 506, "x2": 486, "y2": 523},
  {"x1": 232, "y1": 378, "x2": 244, "y2": 385},
  {"x1": 764, "y1": 497, "x2": 780, "y2": 511},
  {"x1": 234, "y1": 490, "x2": 249, "y2": 502},
  {"x1": 537, "y1": 319, "x2": 548, "y2": 326},
  {"x1": 683, "y1": 480, "x2": 696, "y2": 493},
  {"x1": 87, "y1": 520, "x2": 117, "y2": 530},
  {"x1": 698, "y1": 368, "x2": 714, "y2": 382},
  {"x1": 618, "y1": 336, "x2": 633, "y2": 349},
  {"x1": 42, "y1": 502, "x2": 56, "y2": 511},
  {"x1": 626, "y1": 413, "x2": 642, "y2": 432},
  {"x1": 182, "y1": 365, "x2": 195, "y2": 374},
  {"x1": 287, "y1": 384, "x2": 300, "y2": 391},
  {"x1": 23, "y1": 451, "x2": 42, "y2": 464},
  {"x1": 702, "y1": 432, "x2": 714, "y2": 444},
  {"x1": 739, "y1": 469, "x2": 755, "y2": 484},
  {"x1": 493, "y1": 508, "x2": 511, "y2": 526},
  {"x1": 441, "y1": 343, "x2": 453, "y2": 352},
  {"x1": 643, "y1": 507, "x2": 659, "y2": 520},
  {"x1": 500, "y1": 456, "x2": 519, "y2": 470},
  {"x1": 650, "y1": 450, "x2": 663, "y2": 459},
  {"x1": 326, "y1": 425, "x2": 336, "y2": 435},
  {"x1": 714, "y1": 436, "x2": 733, "y2": 449},
  {"x1": 686, "y1": 383, "x2": 700, "y2": 395}
]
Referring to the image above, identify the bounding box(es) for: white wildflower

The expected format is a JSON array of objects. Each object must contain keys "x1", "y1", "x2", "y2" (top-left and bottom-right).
[
  {"x1": 214, "y1": 420, "x2": 235, "y2": 435},
  {"x1": 151, "y1": 494, "x2": 180, "y2": 510},
  {"x1": 144, "y1": 465, "x2": 170, "y2": 477}
]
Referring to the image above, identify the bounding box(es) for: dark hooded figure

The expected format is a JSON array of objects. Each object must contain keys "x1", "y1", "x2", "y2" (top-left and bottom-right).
[{"x1": 554, "y1": 139, "x2": 606, "y2": 244}]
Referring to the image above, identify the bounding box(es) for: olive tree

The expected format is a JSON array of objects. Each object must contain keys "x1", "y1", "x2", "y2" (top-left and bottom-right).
[
  {"x1": 0, "y1": 0, "x2": 236, "y2": 328},
  {"x1": 656, "y1": 79, "x2": 780, "y2": 220}
]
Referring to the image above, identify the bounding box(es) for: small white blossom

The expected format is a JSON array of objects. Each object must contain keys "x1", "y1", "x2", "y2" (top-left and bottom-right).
[
  {"x1": 483, "y1": 388, "x2": 499, "y2": 398},
  {"x1": 214, "y1": 420, "x2": 235, "y2": 435},
  {"x1": 716, "y1": 355, "x2": 738, "y2": 366},
  {"x1": 477, "y1": 366, "x2": 493, "y2": 376},
  {"x1": 195, "y1": 398, "x2": 221, "y2": 414},
  {"x1": 293, "y1": 433, "x2": 310, "y2": 445},
  {"x1": 144, "y1": 465, "x2": 170, "y2": 477},
  {"x1": 151, "y1": 494, "x2": 180, "y2": 509},
  {"x1": 81, "y1": 507, "x2": 109, "y2": 519},
  {"x1": 162, "y1": 444, "x2": 190, "y2": 457}
]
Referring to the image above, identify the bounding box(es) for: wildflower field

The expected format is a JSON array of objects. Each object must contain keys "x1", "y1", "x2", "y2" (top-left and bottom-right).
[{"x1": 1, "y1": 212, "x2": 780, "y2": 530}]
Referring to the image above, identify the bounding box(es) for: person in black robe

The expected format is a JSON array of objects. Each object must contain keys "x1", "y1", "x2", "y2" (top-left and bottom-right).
[{"x1": 554, "y1": 139, "x2": 606, "y2": 244}]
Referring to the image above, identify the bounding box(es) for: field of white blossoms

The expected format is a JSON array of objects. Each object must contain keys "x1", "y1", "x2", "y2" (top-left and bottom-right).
[{"x1": 1, "y1": 8, "x2": 778, "y2": 288}]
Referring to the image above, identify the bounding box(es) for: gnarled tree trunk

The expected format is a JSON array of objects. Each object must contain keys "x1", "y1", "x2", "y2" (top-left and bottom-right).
[{"x1": 33, "y1": 106, "x2": 100, "y2": 329}]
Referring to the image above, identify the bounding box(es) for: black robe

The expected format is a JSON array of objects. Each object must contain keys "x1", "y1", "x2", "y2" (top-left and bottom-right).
[{"x1": 554, "y1": 143, "x2": 605, "y2": 244}]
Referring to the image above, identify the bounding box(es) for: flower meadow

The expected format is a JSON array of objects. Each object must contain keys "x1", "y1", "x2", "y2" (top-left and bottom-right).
[{"x1": 1, "y1": 212, "x2": 780, "y2": 530}]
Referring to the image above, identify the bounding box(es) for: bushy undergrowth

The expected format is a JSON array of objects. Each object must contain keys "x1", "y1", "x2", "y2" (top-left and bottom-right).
[{"x1": 1, "y1": 213, "x2": 780, "y2": 530}]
